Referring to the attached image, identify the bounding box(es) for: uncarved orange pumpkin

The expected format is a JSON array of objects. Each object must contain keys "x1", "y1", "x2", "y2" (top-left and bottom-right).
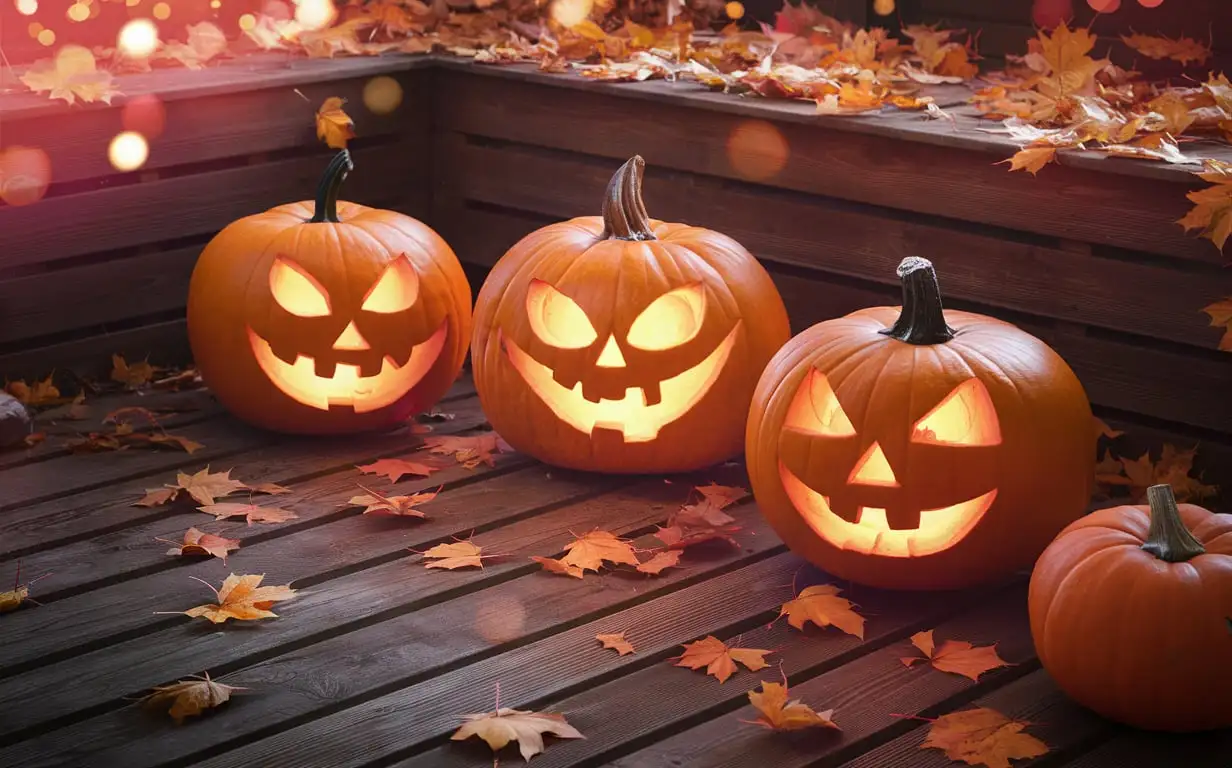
[
  {"x1": 1030, "y1": 484, "x2": 1232, "y2": 732},
  {"x1": 746, "y1": 257, "x2": 1094, "y2": 590},
  {"x1": 188, "y1": 150, "x2": 472, "y2": 434},
  {"x1": 471, "y1": 156, "x2": 790, "y2": 473}
]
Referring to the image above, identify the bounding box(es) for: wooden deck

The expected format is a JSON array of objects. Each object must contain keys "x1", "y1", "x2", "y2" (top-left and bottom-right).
[{"x1": 1, "y1": 377, "x2": 1228, "y2": 768}]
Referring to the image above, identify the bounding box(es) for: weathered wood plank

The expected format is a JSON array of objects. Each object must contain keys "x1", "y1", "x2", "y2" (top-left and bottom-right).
[
  {"x1": 0, "y1": 318, "x2": 194, "y2": 383},
  {"x1": 0, "y1": 393, "x2": 488, "y2": 590},
  {"x1": 3, "y1": 478, "x2": 756, "y2": 768},
  {"x1": 447, "y1": 138, "x2": 1232, "y2": 351},
  {"x1": 435, "y1": 70, "x2": 1222, "y2": 263},
  {"x1": 604, "y1": 583, "x2": 1037, "y2": 768},
  {"x1": 0, "y1": 143, "x2": 422, "y2": 272},
  {"x1": 1062, "y1": 728, "x2": 1232, "y2": 768}
]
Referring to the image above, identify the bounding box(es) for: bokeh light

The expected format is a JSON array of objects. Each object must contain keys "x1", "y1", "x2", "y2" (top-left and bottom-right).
[
  {"x1": 1087, "y1": 0, "x2": 1120, "y2": 11},
  {"x1": 263, "y1": 0, "x2": 293, "y2": 20},
  {"x1": 66, "y1": 2, "x2": 88, "y2": 21},
  {"x1": 363, "y1": 76, "x2": 404, "y2": 115},
  {"x1": 122, "y1": 95, "x2": 167, "y2": 139},
  {"x1": 118, "y1": 19, "x2": 159, "y2": 57},
  {"x1": 16, "y1": 0, "x2": 38, "y2": 16},
  {"x1": 726, "y1": 120, "x2": 790, "y2": 182},
  {"x1": 550, "y1": 0, "x2": 592, "y2": 28},
  {"x1": 1137, "y1": 0, "x2": 1163, "y2": 6},
  {"x1": 873, "y1": 0, "x2": 894, "y2": 15},
  {"x1": 37, "y1": 28, "x2": 56, "y2": 45},
  {"x1": 1033, "y1": 0, "x2": 1074, "y2": 27},
  {"x1": 239, "y1": 13, "x2": 257, "y2": 30},
  {"x1": 152, "y1": 2, "x2": 170, "y2": 19},
  {"x1": 724, "y1": 2, "x2": 744, "y2": 20},
  {"x1": 0, "y1": 146, "x2": 52, "y2": 207},
  {"x1": 294, "y1": 0, "x2": 337, "y2": 30},
  {"x1": 109, "y1": 132, "x2": 150, "y2": 172}
]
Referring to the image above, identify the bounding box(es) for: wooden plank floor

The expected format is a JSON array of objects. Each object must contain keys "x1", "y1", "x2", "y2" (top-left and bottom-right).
[{"x1": 1, "y1": 377, "x2": 1228, "y2": 768}]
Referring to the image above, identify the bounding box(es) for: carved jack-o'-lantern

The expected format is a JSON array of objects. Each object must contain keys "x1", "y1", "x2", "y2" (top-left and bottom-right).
[
  {"x1": 472, "y1": 156, "x2": 791, "y2": 473},
  {"x1": 188, "y1": 150, "x2": 472, "y2": 434},
  {"x1": 746, "y1": 257, "x2": 1094, "y2": 590}
]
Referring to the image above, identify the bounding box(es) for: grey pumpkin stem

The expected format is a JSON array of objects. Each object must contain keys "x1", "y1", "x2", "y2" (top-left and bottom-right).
[
  {"x1": 879, "y1": 256, "x2": 957, "y2": 345},
  {"x1": 600, "y1": 156, "x2": 657, "y2": 242},
  {"x1": 1140, "y1": 484, "x2": 1206, "y2": 563}
]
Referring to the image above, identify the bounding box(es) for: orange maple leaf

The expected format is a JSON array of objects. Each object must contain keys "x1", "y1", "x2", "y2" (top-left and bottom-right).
[
  {"x1": 199, "y1": 502, "x2": 299, "y2": 525},
  {"x1": 596, "y1": 631, "x2": 635, "y2": 655},
  {"x1": 156, "y1": 21, "x2": 229, "y2": 68},
  {"x1": 348, "y1": 485, "x2": 439, "y2": 516},
  {"x1": 356, "y1": 457, "x2": 438, "y2": 482},
  {"x1": 1201, "y1": 297, "x2": 1232, "y2": 351},
  {"x1": 558, "y1": 529, "x2": 639, "y2": 573},
  {"x1": 920, "y1": 707, "x2": 1049, "y2": 768},
  {"x1": 1036, "y1": 23, "x2": 1102, "y2": 100},
  {"x1": 175, "y1": 467, "x2": 248, "y2": 506},
  {"x1": 695, "y1": 482, "x2": 747, "y2": 508},
  {"x1": 779, "y1": 584, "x2": 865, "y2": 639},
  {"x1": 530, "y1": 555, "x2": 586, "y2": 579},
  {"x1": 901, "y1": 630, "x2": 1011, "y2": 681},
  {"x1": 1000, "y1": 146, "x2": 1056, "y2": 175},
  {"x1": 1120, "y1": 33, "x2": 1210, "y2": 66},
  {"x1": 316, "y1": 96, "x2": 356, "y2": 150},
  {"x1": 20, "y1": 46, "x2": 118, "y2": 106},
  {"x1": 1179, "y1": 159, "x2": 1232, "y2": 253},
  {"x1": 5, "y1": 374, "x2": 61, "y2": 406},
  {"x1": 421, "y1": 540, "x2": 486, "y2": 569},
  {"x1": 635, "y1": 549, "x2": 682, "y2": 575},
  {"x1": 745, "y1": 678, "x2": 839, "y2": 731},
  {"x1": 424, "y1": 433, "x2": 511, "y2": 468},
  {"x1": 111, "y1": 354, "x2": 159, "y2": 387},
  {"x1": 675, "y1": 635, "x2": 771, "y2": 683},
  {"x1": 162, "y1": 573, "x2": 296, "y2": 624},
  {"x1": 157, "y1": 527, "x2": 241, "y2": 562},
  {"x1": 140, "y1": 671, "x2": 244, "y2": 724}
]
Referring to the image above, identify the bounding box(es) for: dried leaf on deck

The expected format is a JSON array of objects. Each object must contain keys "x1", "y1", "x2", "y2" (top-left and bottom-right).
[
  {"x1": 901, "y1": 630, "x2": 1011, "y2": 681},
  {"x1": 158, "y1": 527, "x2": 241, "y2": 562},
  {"x1": 156, "y1": 22, "x2": 229, "y2": 69},
  {"x1": 24, "y1": 432, "x2": 46, "y2": 448},
  {"x1": 20, "y1": 46, "x2": 118, "y2": 105},
  {"x1": 675, "y1": 635, "x2": 771, "y2": 683},
  {"x1": 919, "y1": 707, "x2": 1049, "y2": 768},
  {"x1": 1095, "y1": 444, "x2": 1218, "y2": 503},
  {"x1": 5, "y1": 374, "x2": 62, "y2": 406},
  {"x1": 421, "y1": 540, "x2": 486, "y2": 569},
  {"x1": 424, "y1": 432, "x2": 511, "y2": 468},
  {"x1": 1120, "y1": 33, "x2": 1210, "y2": 66},
  {"x1": 141, "y1": 672, "x2": 244, "y2": 724},
  {"x1": 1180, "y1": 159, "x2": 1232, "y2": 253},
  {"x1": 111, "y1": 354, "x2": 158, "y2": 388},
  {"x1": 349, "y1": 485, "x2": 439, "y2": 516},
  {"x1": 0, "y1": 567, "x2": 49, "y2": 614},
  {"x1": 136, "y1": 488, "x2": 180, "y2": 507},
  {"x1": 635, "y1": 549, "x2": 682, "y2": 575},
  {"x1": 746, "y1": 679, "x2": 839, "y2": 731},
  {"x1": 596, "y1": 631, "x2": 635, "y2": 655},
  {"x1": 451, "y1": 706, "x2": 584, "y2": 763},
  {"x1": 779, "y1": 584, "x2": 865, "y2": 639},
  {"x1": 200, "y1": 502, "x2": 298, "y2": 525},
  {"x1": 316, "y1": 96, "x2": 356, "y2": 149},
  {"x1": 1202, "y1": 297, "x2": 1232, "y2": 351},
  {"x1": 695, "y1": 482, "x2": 747, "y2": 508},
  {"x1": 162, "y1": 573, "x2": 296, "y2": 624},
  {"x1": 558, "y1": 529, "x2": 639, "y2": 573},
  {"x1": 356, "y1": 457, "x2": 438, "y2": 482},
  {"x1": 999, "y1": 146, "x2": 1056, "y2": 175},
  {"x1": 530, "y1": 555, "x2": 586, "y2": 579},
  {"x1": 175, "y1": 467, "x2": 248, "y2": 505}
]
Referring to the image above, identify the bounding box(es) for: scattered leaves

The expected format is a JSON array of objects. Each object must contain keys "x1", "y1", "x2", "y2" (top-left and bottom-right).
[
  {"x1": 357, "y1": 457, "x2": 438, "y2": 482},
  {"x1": 675, "y1": 635, "x2": 772, "y2": 683},
  {"x1": 421, "y1": 540, "x2": 487, "y2": 569},
  {"x1": 111, "y1": 354, "x2": 158, "y2": 388},
  {"x1": 5, "y1": 374, "x2": 62, "y2": 406},
  {"x1": 174, "y1": 467, "x2": 249, "y2": 506},
  {"x1": 200, "y1": 502, "x2": 299, "y2": 525},
  {"x1": 140, "y1": 672, "x2": 244, "y2": 724},
  {"x1": 162, "y1": 573, "x2": 296, "y2": 624},
  {"x1": 425, "y1": 433, "x2": 511, "y2": 469},
  {"x1": 596, "y1": 631, "x2": 636, "y2": 655},
  {"x1": 901, "y1": 630, "x2": 1011, "y2": 681},
  {"x1": 1121, "y1": 33, "x2": 1210, "y2": 66},
  {"x1": 348, "y1": 485, "x2": 439, "y2": 516},
  {"x1": 1095, "y1": 442, "x2": 1218, "y2": 503},
  {"x1": 451, "y1": 705, "x2": 584, "y2": 763},
  {"x1": 746, "y1": 678, "x2": 839, "y2": 731},
  {"x1": 779, "y1": 584, "x2": 865, "y2": 639},
  {"x1": 919, "y1": 707, "x2": 1050, "y2": 768},
  {"x1": 158, "y1": 527, "x2": 241, "y2": 562},
  {"x1": 656, "y1": 483, "x2": 747, "y2": 549},
  {"x1": 20, "y1": 46, "x2": 118, "y2": 106},
  {"x1": 1181, "y1": 159, "x2": 1232, "y2": 253},
  {"x1": 316, "y1": 96, "x2": 356, "y2": 149},
  {"x1": 558, "y1": 529, "x2": 639, "y2": 574}
]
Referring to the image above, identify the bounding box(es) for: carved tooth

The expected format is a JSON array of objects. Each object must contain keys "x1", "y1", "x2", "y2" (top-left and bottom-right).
[
  {"x1": 581, "y1": 378, "x2": 607, "y2": 404},
  {"x1": 314, "y1": 357, "x2": 338, "y2": 378},
  {"x1": 641, "y1": 381, "x2": 662, "y2": 406},
  {"x1": 358, "y1": 357, "x2": 383, "y2": 378}
]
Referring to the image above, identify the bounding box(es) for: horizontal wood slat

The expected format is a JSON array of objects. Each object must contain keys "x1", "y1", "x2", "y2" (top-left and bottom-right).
[{"x1": 0, "y1": 319, "x2": 193, "y2": 384}]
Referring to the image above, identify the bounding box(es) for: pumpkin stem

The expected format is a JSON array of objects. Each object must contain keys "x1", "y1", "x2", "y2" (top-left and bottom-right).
[
  {"x1": 600, "y1": 156, "x2": 657, "y2": 242},
  {"x1": 1141, "y1": 484, "x2": 1205, "y2": 563},
  {"x1": 879, "y1": 257, "x2": 956, "y2": 345},
  {"x1": 309, "y1": 149, "x2": 353, "y2": 224}
]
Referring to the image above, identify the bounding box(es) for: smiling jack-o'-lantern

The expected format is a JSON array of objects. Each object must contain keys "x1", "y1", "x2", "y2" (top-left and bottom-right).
[
  {"x1": 746, "y1": 257, "x2": 1094, "y2": 590},
  {"x1": 187, "y1": 150, "x2": 472, "y2": 434},
  {"x1": 472, "y1": 156, "x2": 790, "y2": 473}
]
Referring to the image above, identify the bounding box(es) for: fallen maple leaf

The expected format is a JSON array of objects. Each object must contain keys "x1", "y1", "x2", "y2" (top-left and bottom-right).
[
  {"x1": 1036, "y1": 23, "x2": 1102, "y2": 100},
  {"x1": 559, "y1": 529, "x2": 639, "y2": 573},
  {"x1": 779, "y1": 584, "x2": 865, "y2": 639},
  {"x1": 5, "y1": 374, "x2": 61, "y2": 406},
  {"x1": 746, "y1": 678, "x2": 839, "y2": 731},
  {"x1": 111, "y1": 354, "x2": 158, "y2": 388},
  {"x1": 421, "y1": 540, "x2": 486, "y2": 569},
  {"x1": 157, "y1": 527, "x2": 241, "y2": 562},
  {"x1": 20, "y1": 46, "x2": 118, "y2": 106},
  {"x1": 635, "y1": 549, "x2": 682, "y2": 575},
  {"x1": 596, "y1": 631, "x2": 635, "y2": 655},
  {"x1": 1180, "y1": 159, "x2": 1232, "y2": 253},
  {"x1": 200, "y1": 502, "x2": 298, "y2": 525},
  {"x1": 140, "y1": 671, "x2": 244, "y2": 724},
  {"x1": 531, "y1": 555, "x2": 586, "y2": 579},
  {"x1": 357, "y1": 457, "x2": 438, "y2": 482},
  {"x1": 695, "y1": 482, "x2": 747, "y2": 508},
  {"x1": 348, "y1": 485, "x2": 439, "y2": 516},
  {"x1": 1201, "y1": 297, "x2": 1232, "y2": 351},
  {"x1": 160, "y1": 573, "x2": 296, "y2": 624},
  {"x1": 675, "y1": 635, "x2": 772, "y2": 683},
  {"x1": 1121, "y1": 33, "x2": 1209, "y2": 66},
  {"x1": 317, "y1": 96, "x2": 356, "y2": 149},
  {"x1": 425, "y1": 432, "x2": 511, "y2": 468},
  {"x1": 919, "y1": 707, "x2": 1049, "y2": 768},
  {"x1": 1000, "y1": 146, "x2": 1056, "y2": 175},
  {"x1": 175, "y1": 467, "x2": 248, "y2": 506},
  {"x1": 0, "y1": 565, "x2": 49, "y2": 613},
  {"x1": 451, "y1": 704, "x2": 584, "y2": 763},
  {"x1": 901, "y1": 630, "x2": 1011, "y2": 681}
]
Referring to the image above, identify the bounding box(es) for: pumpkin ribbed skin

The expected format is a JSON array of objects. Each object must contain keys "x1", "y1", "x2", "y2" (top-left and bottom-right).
[
  {"x1": 472, "y1": 157, "x2": 789, "y2": 474},
  {"x1": 188, "y1": 152, "x2": 471, "y2": 434},
  {"x1": 1029, "y1": 495, "x2": 1232, "y2": 732},
  {"x1": 746, "y1": 258, "x2": 1094, "y2": 590}
]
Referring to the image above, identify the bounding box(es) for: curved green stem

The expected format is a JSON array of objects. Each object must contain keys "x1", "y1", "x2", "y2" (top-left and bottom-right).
[
  {"x1": 879, "y1": 256, "x2": 956, "y2": 345},
  {"x1": 1141, "y1": 484, "x2": 1205, "y2": 563},
  {"x1": 309, "y1": 149, "x2": 353, "y2": 224},
  {"x1": 600, "y1": 155, "x2": 657, "y2": 241}
]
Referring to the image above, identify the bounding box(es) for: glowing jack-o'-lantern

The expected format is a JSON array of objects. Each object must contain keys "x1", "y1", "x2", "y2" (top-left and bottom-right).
[
  {"x1": 472, "y1": 156, "x2": 790, "y2": 473},
  {"x1": 746, "y1": 257, "x2": 1094, "y2": 590},
  {"x1": 188, "y1": 150, "x2": 472, "y2": 434}
]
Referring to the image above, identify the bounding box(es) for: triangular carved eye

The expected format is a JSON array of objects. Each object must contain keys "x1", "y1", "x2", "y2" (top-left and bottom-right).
[
  {"x1": 270, "y1": 256, "x2": 330, "y2": 317},
  {"x1": 912, "y1": 378, "x2": 1002, "y2": 446},
  {"x1": 785, "y1": 368, "x2": 856, "y2": 437},
  {"x1": 526, "y1": 279, "x2": 598, "y2": 349},
  {"x1": 362, "y1": 255, "x2": 419, "y2": 314}
]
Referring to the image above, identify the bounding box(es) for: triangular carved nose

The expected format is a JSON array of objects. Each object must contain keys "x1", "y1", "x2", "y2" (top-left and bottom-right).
[
  {"x1": 848, "y1": 441, "x2": 899, "y2": 487},
  {"x1": 596, "y1": 335, "x2": 626, "y2": 368},
  {"x1": 332, "y1": 321, "x2": 370, "y2": 351}
]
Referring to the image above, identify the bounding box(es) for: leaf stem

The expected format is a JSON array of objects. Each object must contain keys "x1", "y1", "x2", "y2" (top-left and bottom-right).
[{"x1": 1140, "y1": 484, "x2": 1205, "y2": 563}]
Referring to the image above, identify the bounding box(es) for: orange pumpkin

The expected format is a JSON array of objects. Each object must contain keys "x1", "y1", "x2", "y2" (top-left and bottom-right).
[
  {"x1": 471, "y1": 156, "x2": 790, "y2": 473},
  {"x1": 1030, "y1": 484, "x2": 1232, "y2": 732},
  {"x1": 188, "y1": 150, "x2": 472, "y2": 434},
  {"x1": 746, "y1": 257, "x2": 1094, "y2": 590}
]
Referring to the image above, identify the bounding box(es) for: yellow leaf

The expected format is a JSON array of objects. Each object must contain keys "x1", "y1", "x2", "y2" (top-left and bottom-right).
[
  {"x1": 168, "y1": 573, "x2": 296, "y2": 624},
  {"x1": 635, "y1": 549, "x2": 682, "y2": 575},
  {"x1": 779, "y1": 584, "x2": 865, "y2": 638},
  {"x1": 1000, "y1": 146, "x2": 1057, "y2": 175},
  {"x1": 347, "y1": 485, "x2": 438, "y2": 516},
  {"x1": 20, "y1": 46, "x2": 118, "y2": 106},
  {"x1": 558, "y1": 530, "x2": 639, "y2": 573},
  {"x1": 596, "y1": 631, "x2": 635, "y2": 655},
  {"x1": 1201, "y1": 297, "x2": 1232, "y2": 351},
  {"x1": 747, "y1": 680, "x2": 839, "y2": 731},
  {"x1": 1121, "y1": 33, "x2": 1210, "y2": 66},
  {"x1": 174, "y1": 467, "x2": 248, "y2": 506},
  {"x1": 316, "y1": 96, "x2": 356, "y2": 150},
  {"x1": 451, "y1": 706, "x2": 583, "y2": 762},
  {"x1": 422, "y1": 540, "x2": 485, "y2": 569},
  {"x1": 200, "y1": 502, "x2": 299, "y2": 525},
  {"x1": 921, "y1": 707, "x2": 1049, "y2": 768},
  {"x1": 674, "y1": 635, "x2": 771, "y2": 683},
  {"x1": 1180, "y1": 159, "x2": 1232, "y2": 253}
]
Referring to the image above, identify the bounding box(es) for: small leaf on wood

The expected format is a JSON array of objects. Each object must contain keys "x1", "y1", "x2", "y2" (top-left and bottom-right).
[
  {"x1": 530, "y1": 555, "x2": 586, "y2": 579},
  {"x1": 199, "y1": 502, "x2": 298, "y2": 525},
  {"x1": 675, "y1": 635, "x2": 771, "y2": 683},
  {"x1": 901, "y1": 630, "x2": 1011, "y2": 681},
  {"x1": 175, "y1": 467, "x2": 248, "y2": 505},
  {"x1": 920, "y1": 707, "x2": 1050, "y2": 768},
  {"x1": 158, "y1": 527, "x2": 241, "y2": 562},
  {"x1": 779, "y1": 584, "x2": 865, "y2": 639},
  {"x1": 424, "y1": 432, "x2": 512, "y2": 468},
  {"x1": 356, "y1": 457, "x2": 438, "y2": 482},
  {"x1": 451, "y1": 706, "x2": 584, "y2": 763},
  {"x1": 635, "y1": 549, "x2": 682, "y2": 575},
  {"x1": 141, "y1": 671, "x2": 244, "y2": 724},
  {"x1": 162, "y1": 573, "x2": 296, "y2": 624},
  {"x1": 349, "y1": 485, "x2": 438, "y2": 516},
  {"x1": 421, "y1": 540, "x2": 485, "y2": 570},
  {"x1": 596, "y1": 631, "x2": 635, "y2": 655},
  {"x1": 111, "y1": 354, "x2": 158, "y2": 388},
  {"x1": 316, "y1": 96, "x2": 356, "y2": 149},
  {"x1": 746, "y1": 679, "x2": 839, "y2": 731}
]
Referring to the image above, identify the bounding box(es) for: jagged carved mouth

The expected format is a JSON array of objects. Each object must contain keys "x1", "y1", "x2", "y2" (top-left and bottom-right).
[
  {"x1": 501, "y1": 323, "x2": 740, "y2": 442},
  {"x1": 247, "y1": 322, "x2": 447, "y2": 413},
  {"x1": 778, "y1": 462, "x2": 997, "y2": 558}
]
